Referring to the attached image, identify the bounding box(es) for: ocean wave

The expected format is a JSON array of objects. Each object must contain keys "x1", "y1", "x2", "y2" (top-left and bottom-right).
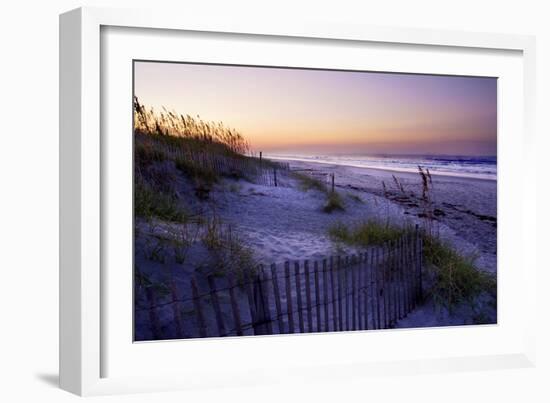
[{"x1": 264, "y1": 153, "x2": 497, "y2": 180}]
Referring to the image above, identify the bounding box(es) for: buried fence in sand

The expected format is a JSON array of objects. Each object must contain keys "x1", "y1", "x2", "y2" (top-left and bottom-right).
[{"x1": 135, "y1": 228, "x2": 424, "y2": 341}]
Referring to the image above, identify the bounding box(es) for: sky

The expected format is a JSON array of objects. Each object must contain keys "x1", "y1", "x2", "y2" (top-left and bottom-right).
[{"x1": 134, "y1": 61, "x2": 497, "y2": 156}]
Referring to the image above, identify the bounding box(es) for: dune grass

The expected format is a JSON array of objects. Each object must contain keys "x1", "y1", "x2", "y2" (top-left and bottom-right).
[
  {"x1": 423, "y1": 236, "x2": 496, "y2": 309},
  {"x1": 134, "y1": 181, "x2": 188, "y2": 223},
  {"x1": 329, "y1": 220, "x2": 408, "y2": 246},
  {"x1": 294, "y1": 172, "x2": 328, "y2": 192},
  {"x1": 323, "y1": 191, "x2": 345, "y2": 213},
  {"x1": 134, "y1": 96, "x2": 249, "y2": 155}
]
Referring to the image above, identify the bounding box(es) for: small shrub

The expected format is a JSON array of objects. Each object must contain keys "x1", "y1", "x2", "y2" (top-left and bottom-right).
[
  {"x1": 328, "y1": 220, "x2": 408, "y2": 246},
  {"x1": 323, "y1": 192, "x2": 345, "y2": 213}
]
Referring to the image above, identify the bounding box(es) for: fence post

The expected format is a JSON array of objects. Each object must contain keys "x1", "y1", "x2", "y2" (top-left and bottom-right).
[
  {"x1": 191, "y1": 276, "x2": 207, "y2": 338},
  {"x1": 391, "y1": 240, "x2": 398, "y2": 326},
  {"x1": 227, "y1": 273, "x2": 243, "y2": 336},
  {"x1": 270, "y1": 264, "x2": 285, "y2": 334},
  {"x1": 375, "y1": 248, "x2": 382, "y2": 329},
  {"x1": 314, "y1": 261, "x2": 322, "y2": 332},
  {"x1": 408, "y1": 233, "x2": 415, "y2": 312},
  {"x1": 295, "y1": 261, "x2": 305, "y2": 333},
  {"x1": 397, "y1": 236, "x2": 405, "y2": 319},
  {"x1": 337, "y1": 256, "x2": 343, "y2": 331},
  {"x1": 244, "y1": 271, "x2": 257, "y2": 334},
  {"x1": 169, "y1": 280, "x2": 184, "y2": 338},
  {"x1": 145, "y1": 285, "x2": 163, "y2": 340},
  {"x1": 261, "y1": 271, "x2": 273, "y2": 334},
  {"x1": 362, "y1": 252, "x2": 369, "y2": 330},
  {"x1": 207, "y1": 275, "x2": 226, "y2": 337},
  {"x1": 322, "y1": 259, "x2": 329, "y2": 332},
  {"x1": 304, "y1": 260, "x2": 313, "y2": 332},
  {"x1": 416, "y1": 225, "x2": 423, "y2": 301},
  {"x1": 351, "y1": 255, "x2": 357, "y2": 330},
  {"x1": 344, "y1": 256, "x2": 350, "y2": 331},
  {"x1": 331, "y1": 173, "x2": 335, "y2": 193},
  {"x1": 284, "y1": 262, "x2": 295, "y2": 333},
  {"x1": 330, "y1": 256, "x2": 338, "y2": 331},
  {"x1": 252, "y1": 272, "x2": 271, "y2": 335},
  {"x1": 273, "y1": 168, "x2": 278, "y2": 187}
]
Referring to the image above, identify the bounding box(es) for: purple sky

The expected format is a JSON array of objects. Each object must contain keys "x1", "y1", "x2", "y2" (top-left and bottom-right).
[{"x1": 134, "y1": 61, "x2": 497, "y2": 156}]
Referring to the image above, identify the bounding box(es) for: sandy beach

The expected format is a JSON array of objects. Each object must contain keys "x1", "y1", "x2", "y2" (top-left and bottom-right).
[{"x1": 212, "y1": 158, "x2": 496, "y2": 274}]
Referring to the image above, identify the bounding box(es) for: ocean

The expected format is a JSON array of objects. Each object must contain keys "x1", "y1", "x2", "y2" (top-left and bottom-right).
[{"x1": 265, "y1": 153, "x2": 497, "y2": 181}]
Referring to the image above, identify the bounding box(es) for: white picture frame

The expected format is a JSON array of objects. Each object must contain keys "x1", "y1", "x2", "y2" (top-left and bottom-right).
[{"x1": 59, "y1": 6, "x2": 537, "y2": 396}]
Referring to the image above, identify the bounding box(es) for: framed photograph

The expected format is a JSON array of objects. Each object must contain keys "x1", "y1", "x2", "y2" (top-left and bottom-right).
[{"x1": 60, "y1": 7, "x2": 537, "y2": 396}]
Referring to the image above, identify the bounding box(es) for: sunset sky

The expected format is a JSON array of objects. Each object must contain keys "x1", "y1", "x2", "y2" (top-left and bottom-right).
[{"x1": 134, "y1": 61, "x2": 497, "y2": 156}]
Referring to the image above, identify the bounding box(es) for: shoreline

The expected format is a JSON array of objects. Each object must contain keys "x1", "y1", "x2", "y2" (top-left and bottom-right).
[{"x1": 264, "y1": 155, "x2": 497, "y2": 182}]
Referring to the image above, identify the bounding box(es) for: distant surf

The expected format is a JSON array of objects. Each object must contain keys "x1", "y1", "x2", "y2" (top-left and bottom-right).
[{"x1": 264, "y1": 153, "x2": 497, "y2": 181}]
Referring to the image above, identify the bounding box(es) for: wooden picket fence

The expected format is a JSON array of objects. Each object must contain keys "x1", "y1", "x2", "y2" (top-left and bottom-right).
[{"x1": 135, "y1": 228, "x2": 423, "y2": 341}]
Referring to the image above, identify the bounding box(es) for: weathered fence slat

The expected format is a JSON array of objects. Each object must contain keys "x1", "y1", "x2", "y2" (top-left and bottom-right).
[
  {"x1": 337, "y1": 256, "x2": 343, "y2": 331},
  {"x1": 418, "y1": 231, "x2": 424, "y2": 301},
  {"x1": 351, "y1": 255, "x2": 357, "y2": 331},
  {"x1": 295, "y1": 262, "x2": 305, "y2": 333},
  {"x1": 270, "y1": 264, "x2": 285, "y2": 334},
  {"x1": 392, "y1": 241, "x2": 398, "y2": 326},
  {"x1": 169, "y1": 280, "x2": 184, "y2": 338},
  {"x1": 304, "y1": 260, "x2": 313, "y2": 332},
  {"x1": 344, "y1": 256, "x2": 350, "y2": 330},
  {"x1": 363, "y1": 252, "x2": 369, "y2": 330},
  {"x1": 323, "y1": 259, "x2": 330, "y2": 332},
  {"x1": 407, "y1": 233, "x2": 414, "y2": 313},
  {"x1": 261, "y1": 271, "x2": 274, "y2": 334},
  {"x1": 397, "y1": 238, "x2": 405, "y2": 319},
  {"x1": 191, "y1": 276, "x2": 207, "y2": 338},
  {"x1": 285, "y1": 262, "x2": 294, "y2": 333},
  {"x1": 314, "y1": 261, "x2": 322, "y2": 332},
  {"x1": 145, "y1": 285, "x2": 163, "y2": 339},
  {"x1": 252, "y1": 274, "x2": 268, "y2": 335},
  {"x1": 408, "y1": 233, "x2": 415, "y2": 311},
  {"x1": 227, "y1": 273, "x2": 243, "y2": 336},
  {"x1": 330, "y1": 257, "x2": 338, "y2": 331},
  {"x1": 404, "y1": 236, "x2": 410, "y2": 316},
  {"x1": 244, "y1": 272, "x2": 258, "y2": 334},
  {"x1": 357, "y1": 254, "x2": 363, "y2": 330},
  {"x1": 375, "y1": 248, "x2": 382, "y2": 329},
  {"x1": 385, "y1": 244, "x2": 391, "y2": 327},
  {"x1": 207, "y1": 275, "x2": 226, "y2": 337}
]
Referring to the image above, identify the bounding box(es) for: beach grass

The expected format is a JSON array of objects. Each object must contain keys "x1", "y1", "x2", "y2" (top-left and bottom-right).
[
  {"x1": 328, "y1": 220, "x2": 408, "y2": 246},
  {"x1": 202, "y1": 217, "x2": 257, "y2": 280},
  {"x1": 322, "y1": 191, "x2": 345, "y2": 212},
  {"x1": 293, "y1": 171, "x2": 345, "y2": 213},
  {"x1": 423, "y1": 236, "x2": 496, "y2": 309},
  {"x1": 134, "y1": 181, "x2": 188, "y2": 223},
  {"x1": 293, "y1": 172, "x2": 328, "y2": 192}
]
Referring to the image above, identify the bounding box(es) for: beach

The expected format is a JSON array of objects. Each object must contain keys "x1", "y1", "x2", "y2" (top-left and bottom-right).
[{"x1": 213, "y1": 158, "x2": 497, "y2": 274}]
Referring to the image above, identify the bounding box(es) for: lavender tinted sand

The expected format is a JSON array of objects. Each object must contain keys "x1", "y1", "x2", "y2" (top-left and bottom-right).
[
  {"x1": 284, "y1": 159, "x2": 497, "y2": 265},
  {"x1": 212, "y1": 158, "x2": 496, "y2": 275}
]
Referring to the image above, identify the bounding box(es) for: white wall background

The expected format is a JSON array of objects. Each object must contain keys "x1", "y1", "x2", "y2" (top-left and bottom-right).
[{"x1": 0, "y1": 0, "x2": 548, "y2": 401}]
